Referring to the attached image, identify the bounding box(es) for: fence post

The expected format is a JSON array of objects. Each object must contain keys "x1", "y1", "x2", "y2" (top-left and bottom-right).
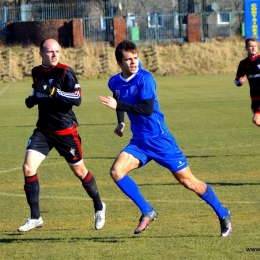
[
  {"x1": 112, "y1": 16, "x2": 126, "y2": 47},
  {"x1": 72, "y1": 19, "x2": 84, "y2": 48},
  {"x1": 187, "y1": 13, "x2": 201, "y2": 42}
]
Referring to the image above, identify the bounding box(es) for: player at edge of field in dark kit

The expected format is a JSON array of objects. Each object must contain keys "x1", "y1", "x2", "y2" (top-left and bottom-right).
[
  {"x1": 98, "y1": 39, "x2": 232, "y2": 237},
  {"x1": 234, "y1": 37, "x2": 260, "y2": 127},
  {"x1": 18, "y1": 38, "x2": 106, "y2": 232}
]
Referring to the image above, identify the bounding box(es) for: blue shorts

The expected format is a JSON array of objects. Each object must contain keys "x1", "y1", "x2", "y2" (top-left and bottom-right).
[{"x1": 122, "y1": 131, "x2": 188, "y2": 172}]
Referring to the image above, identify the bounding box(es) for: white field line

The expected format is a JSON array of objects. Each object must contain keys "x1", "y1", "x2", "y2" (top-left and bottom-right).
[
  {"x1": 0, "y1": 162, "x2": 65, "y2": 174},
  {"x1": 1, "y1": 142, "x2": 260, "y2": 174},
  {"x1": 0, "y1": 192, "x2": 258, "y2": 204},
  {"x1": 1, "y1": 146, "x2": 259, "y2": 205},
  {"x1": 184, "y1": 143, "x2": 260, "y2": 151},
  {"x1": 0, "y1": 84, "x2": 10, "y2": 97},
  {"x1": 0, "y1": 140, "x2": 260, "y2": 174}
]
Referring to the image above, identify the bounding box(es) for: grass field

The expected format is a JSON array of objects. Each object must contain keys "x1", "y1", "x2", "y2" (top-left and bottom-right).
[{"x1": 0, "y1": 74, "x2": 260, "y2": 260}]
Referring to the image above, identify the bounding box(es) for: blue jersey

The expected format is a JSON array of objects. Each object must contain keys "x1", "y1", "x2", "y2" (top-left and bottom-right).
[
  {"x1": 138, "y1": 60, "x2": 143, "y2": 69},
  {"x1": 108, "y1": 69, "x2": 168, "y2": 139}
]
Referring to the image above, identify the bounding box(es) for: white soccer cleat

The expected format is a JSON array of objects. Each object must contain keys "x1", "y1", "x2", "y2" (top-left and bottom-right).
[
  {"x1": 94, "y1": 202, "x2": 106, "y2": 230},
  {"x1": 17, "y1": 217, "x2": 43, "y2": 232}
]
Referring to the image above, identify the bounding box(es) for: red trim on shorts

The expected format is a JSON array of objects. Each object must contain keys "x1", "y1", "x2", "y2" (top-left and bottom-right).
[
  {"x1": 72, "y1": 130, "x2": 83, "y2": 158},
  {"x1": 37, "y1": 125, "x2": 78, "y2": 136},
  {"x1": 251, "y1": 96, "x2": 260, "y2": 101}
]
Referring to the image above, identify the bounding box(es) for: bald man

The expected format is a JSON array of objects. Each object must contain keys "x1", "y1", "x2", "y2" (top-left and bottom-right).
[{"x1": 18, "y1": 38, "x2": 106, "y2": 232}]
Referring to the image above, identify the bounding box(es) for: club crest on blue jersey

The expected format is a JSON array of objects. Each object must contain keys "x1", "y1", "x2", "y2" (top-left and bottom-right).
[
  {"x1": 115, "y1": 90, "x2": 120, "y2": 98},
  {"x1": 130, "y1": 85, "x2": 138, "y2": 95},
  {"x1": 123, "y1": 89, "x2": 128, "y2": 97}
]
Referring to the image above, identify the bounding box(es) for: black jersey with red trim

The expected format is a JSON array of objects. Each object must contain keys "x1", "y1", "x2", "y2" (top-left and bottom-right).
[
  {"x1": 31, "y1": 62, "x2": 82, "y2": 132},
  {"x1": 235, "y1": 54, "x2": 260, "y2": 101}
]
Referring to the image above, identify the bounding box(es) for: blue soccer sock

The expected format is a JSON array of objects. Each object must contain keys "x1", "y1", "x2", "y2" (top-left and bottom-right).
[
  {"x1": 116, "y1": 175, "x2": 153, "y2": 214},
  {"x1": 199, "y1": 183, "x2": 228, "y2": 218}
]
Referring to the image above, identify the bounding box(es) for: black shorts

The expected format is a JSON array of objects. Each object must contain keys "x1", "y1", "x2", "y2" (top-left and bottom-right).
[{"x1": 26, "y1": 128, "x2": 83, "y2": 164}]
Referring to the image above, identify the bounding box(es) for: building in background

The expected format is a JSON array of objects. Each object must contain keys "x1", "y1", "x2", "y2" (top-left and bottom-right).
[{"x1": 0, "y1": 0, "x2": 245, "y2": 45}]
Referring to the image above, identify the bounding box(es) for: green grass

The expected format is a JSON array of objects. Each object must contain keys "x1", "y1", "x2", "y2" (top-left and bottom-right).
[{"x1": 1, "y1": 74, "x2": 260, "y2": 260}]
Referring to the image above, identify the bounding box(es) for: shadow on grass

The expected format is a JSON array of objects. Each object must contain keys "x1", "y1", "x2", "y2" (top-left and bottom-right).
[
  {"x1": 56, "y1": 154, "x2": 256, "y2": 161},
  {"x1": 40, "y1": 157, "x2": 116, "y2": 162},
  {"x1": 45, "y1": 155, "x2": 215, "y2": 161},
  {"x1": 139, "y1": 182, "x2": 260, "y2": 186},
  {"x1": 207, "y1": 182, "x2": 260, "y2": 186},
  {"x1": 0, "y1": 233, "x2": 208, "y2": 244},
  {"x1": 0, "y1": 236, "x2": 124, "y2": 244}
]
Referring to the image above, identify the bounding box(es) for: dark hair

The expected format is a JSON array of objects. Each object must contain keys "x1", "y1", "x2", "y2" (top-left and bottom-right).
[
  {"x1": 115, "y1": 40, "x2": 138, "y2": 62},
  {"x1": 245, "y1": 37, "x2": 258, "y2": 47}
]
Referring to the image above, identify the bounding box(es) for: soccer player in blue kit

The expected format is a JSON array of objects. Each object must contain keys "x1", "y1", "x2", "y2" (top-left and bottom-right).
[{"x1": 99, "y1": 39, "x2": 232, "y2": 237}]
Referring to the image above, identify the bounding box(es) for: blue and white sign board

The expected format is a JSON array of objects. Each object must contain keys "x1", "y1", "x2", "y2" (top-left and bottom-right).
[{"x1": 245, "y1": 0, "x2": 260, "y2": 39}]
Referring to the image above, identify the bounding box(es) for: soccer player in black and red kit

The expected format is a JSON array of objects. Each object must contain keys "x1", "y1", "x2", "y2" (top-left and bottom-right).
[
  {"x1": 18, "y1": 38, "x2": 106, "y2": 232},
  {"x1": 235, "y1": 37, "x2": 260, "y2": 127}
]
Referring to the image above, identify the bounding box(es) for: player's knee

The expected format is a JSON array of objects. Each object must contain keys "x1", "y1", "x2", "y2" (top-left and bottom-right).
[
  {"x1": 22, "y1": 163, "x2": 34, "y2": 176},
  {"x1": 110, "y1": 167, "x2": 117, "y2": 180},
  {"x1": 110, "y1": 167, "x2": 124, "y2": 181},
  {"x1": 72, "y1": 168, "x2": 87, "y2": 180}
]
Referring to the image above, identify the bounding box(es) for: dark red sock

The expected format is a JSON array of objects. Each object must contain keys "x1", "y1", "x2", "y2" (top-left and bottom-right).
[
  {"x1": 24, "y1": 174, "x2": 40, "y2": 219},
  {"x1": 82, "y1": 172, "x2": 102, "y2": 211}
]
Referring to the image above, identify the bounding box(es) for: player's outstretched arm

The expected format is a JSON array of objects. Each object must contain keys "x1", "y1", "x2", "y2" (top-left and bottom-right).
[{"x1": 98, "y1": 96, "x2": 117, "y2": 109}]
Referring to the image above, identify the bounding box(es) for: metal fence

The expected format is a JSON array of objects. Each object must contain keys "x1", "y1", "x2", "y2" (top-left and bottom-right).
[
  {"x1": 83, "y1": 11, "x2": 244, "y2": 43},
  {"x1": 0, "y1": 2, "x2": 245, "y2": 43},
  {"x1": 125, "y1": 14, "x2": 187, "y2": 42},
  {"x1": 0, "y1": 2, "x2": 112, "y2": 22},
  {"x1": 83, "y1": 16, "x2": 114, "y2": 42}
]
